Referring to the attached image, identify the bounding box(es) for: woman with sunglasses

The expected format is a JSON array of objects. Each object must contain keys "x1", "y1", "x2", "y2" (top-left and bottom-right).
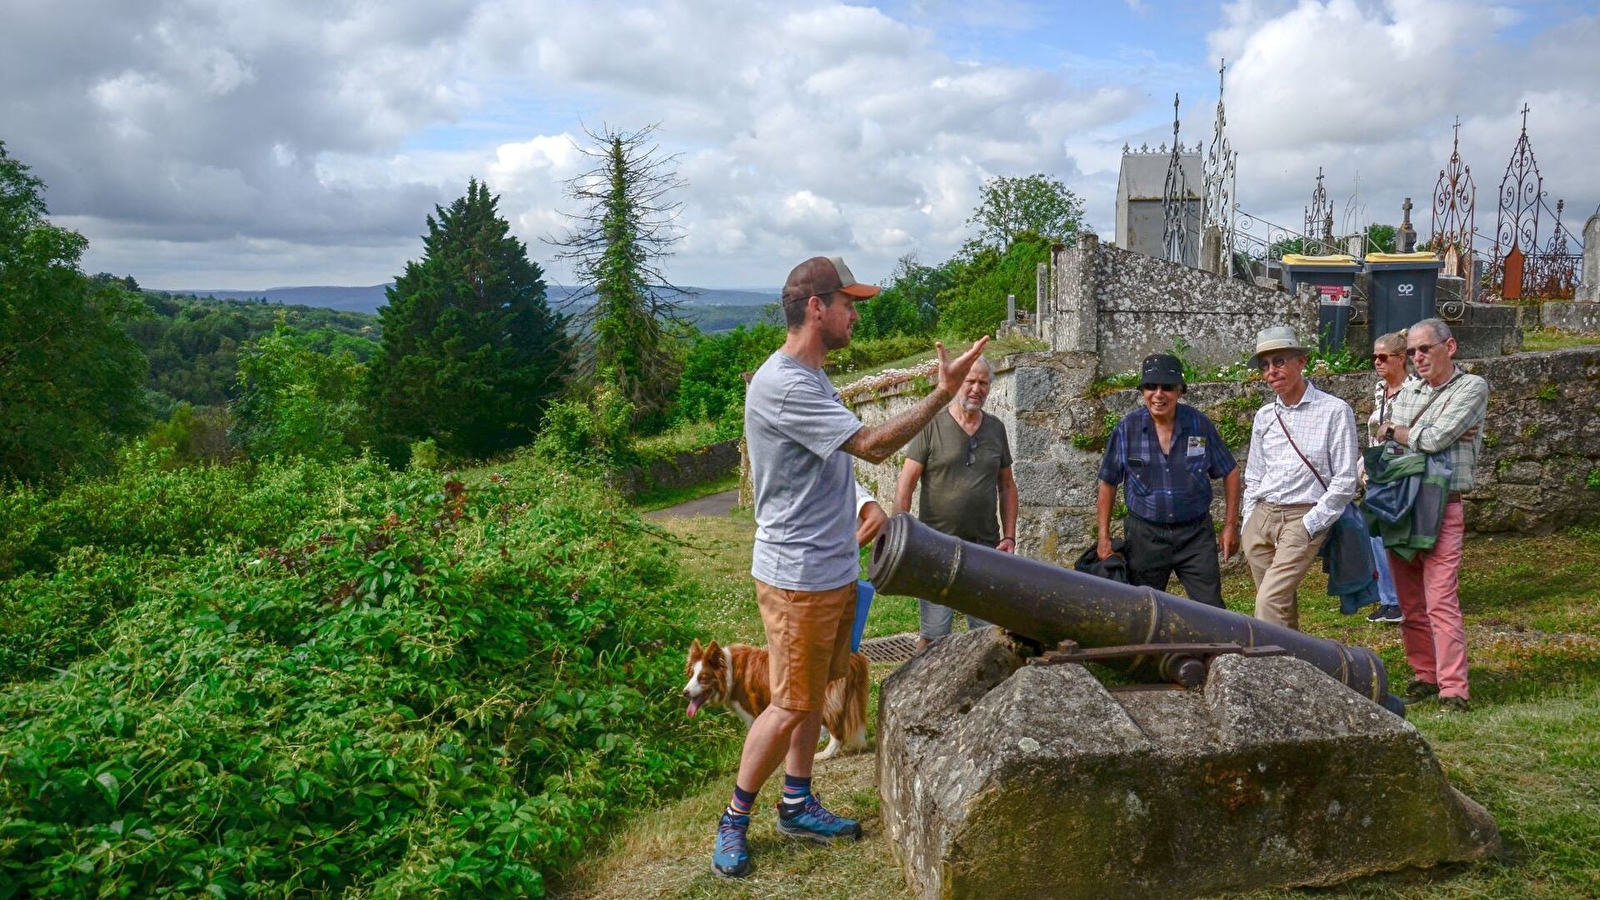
[{"x1": 1362, "y1": 330, "x2": 1415, "y2": 623}]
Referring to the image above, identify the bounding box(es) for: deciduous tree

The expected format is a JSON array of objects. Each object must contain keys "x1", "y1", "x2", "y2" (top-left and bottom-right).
[
  {"x1": 0, "y1": 142, "x2": 148, "y2": 483},
  {"x1": 367, "y1": 179, "x2": 567, "y2": 461},
  {"x1": 967, "y1": 173, "x2": 1087, "y2": 252}
]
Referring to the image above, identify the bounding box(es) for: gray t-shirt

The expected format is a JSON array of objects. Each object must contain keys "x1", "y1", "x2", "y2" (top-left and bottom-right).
[
  {"x1": 907, "y1": 411, "x2": 1012, "y2": 545},
  {"x1": 745, "y1": 351, "x2": 864, "y2": 591}
]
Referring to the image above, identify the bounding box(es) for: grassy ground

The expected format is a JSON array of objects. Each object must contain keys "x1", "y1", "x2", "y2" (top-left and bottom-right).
[
  {"x1": 1520, "y1": 327, "x2": 1600, "y2": 353},
  {"x1": 561, "y1": 509, "x2": 1600, "y2": 900},
  {"x1": 827, "y1": 333, "x2": 1049, "y2": 387}
]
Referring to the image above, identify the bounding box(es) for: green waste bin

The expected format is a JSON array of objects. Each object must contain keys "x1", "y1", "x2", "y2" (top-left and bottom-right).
[
  {"x1": 1366, "y1": 252, "x2": 1442, "y2": 339},
  {"x1": 1281, "y1": 254, "x2": 1360, "y2": 354}
]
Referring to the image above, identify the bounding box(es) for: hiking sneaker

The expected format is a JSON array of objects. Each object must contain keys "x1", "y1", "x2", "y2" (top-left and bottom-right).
[
  {"x1": 1366, "y1": 606, "x2": 1404, "y2": 624},
  {"x1": 1438, "y1": 696, "x2": 1471, "y2": 713},
  {"x1": 777, "y1": 794, "x2": 863, "y2": 844},
  {"x1": 711, "y1": 811, "x2": 751, "y2": 878},
  {"x1": 1404, "y1": 679, "x2": 1440, "y2": 703}
]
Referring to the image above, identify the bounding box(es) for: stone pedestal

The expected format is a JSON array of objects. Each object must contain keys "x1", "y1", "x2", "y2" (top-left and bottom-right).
[
  {"x1": 1578, "y1": 214, "x2": 1599, "y2": 303},
  {"x1": 1451, "y1": 302, "x2": 1523, "y2": 358},
  {"x1": 878, "y1": 628, "x2": 1500, "y2": 900}
]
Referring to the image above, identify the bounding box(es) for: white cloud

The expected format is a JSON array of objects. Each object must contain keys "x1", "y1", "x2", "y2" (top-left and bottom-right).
[
  {"x1": 1208, "y1": 0, "x2": 1600, "y2": 240},
  {"x1": 3, "y1": 0, "x2": 1593, "y2": 289}
]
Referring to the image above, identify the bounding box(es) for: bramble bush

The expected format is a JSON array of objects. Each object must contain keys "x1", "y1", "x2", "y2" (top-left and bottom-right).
[
  {"x1": 0, "y1": 456, "x2": 720, "y2": 897},
  {"x1": 0, "y1": 444, "x2": 398, "y2": 580}
]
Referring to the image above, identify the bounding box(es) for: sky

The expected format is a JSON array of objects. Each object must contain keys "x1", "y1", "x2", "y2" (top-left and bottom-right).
[{"x1": 3, "y1": 0, "x2": 1597, "y2": 291}]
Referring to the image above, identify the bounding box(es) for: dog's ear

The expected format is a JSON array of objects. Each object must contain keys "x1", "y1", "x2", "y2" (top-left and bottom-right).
[
  {"x1": 688, "y1": 638, "x2": 702, "y2": 663},
  {"x1": 703, "y1": 640, "x2": 722, "y2": 665}
]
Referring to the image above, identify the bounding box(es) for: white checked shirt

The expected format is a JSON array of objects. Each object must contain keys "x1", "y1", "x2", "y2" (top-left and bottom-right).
[{"x1": 1241, "y1": 380, "x2": 1361, "y2": 537}]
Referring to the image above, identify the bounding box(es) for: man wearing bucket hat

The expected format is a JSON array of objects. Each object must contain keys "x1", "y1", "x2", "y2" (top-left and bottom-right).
[
  {"x1": 1240, "y1": 326, "x2": 1361, "y2": 630},
  {"x1": 1096, "y1": 353, "x2": 1241, "y2": 608},
  {"x1": 714, "y1": 255, "x2": 989, "y2": 879}
]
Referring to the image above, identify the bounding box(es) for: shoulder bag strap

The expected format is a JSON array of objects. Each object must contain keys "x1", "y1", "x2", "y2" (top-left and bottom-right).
[
  {"x1": 1275, "y1": 408, "x2": 1328, "y2": 490},
  {"x1": 1406, "y1": 371, "x2": 1466, "y2": 428}
]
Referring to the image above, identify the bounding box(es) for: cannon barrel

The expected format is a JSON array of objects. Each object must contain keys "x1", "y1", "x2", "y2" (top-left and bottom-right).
[{"x1": 868, "y1": 514, "x2": 1405, "y2": 716}]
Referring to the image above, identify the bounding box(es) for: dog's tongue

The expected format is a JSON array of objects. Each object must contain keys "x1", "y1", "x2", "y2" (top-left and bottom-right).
[{"x1": 686, "y1": 696, "x2": 705, "y2": 718}]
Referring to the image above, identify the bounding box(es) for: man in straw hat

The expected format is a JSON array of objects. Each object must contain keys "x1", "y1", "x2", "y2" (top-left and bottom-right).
[
  {"x1": 1239, "y1": 326, "x2": 1361, "y2": 630},
  {"x1": 713, "y1": 255, "x2": 989, "y2": 879}
]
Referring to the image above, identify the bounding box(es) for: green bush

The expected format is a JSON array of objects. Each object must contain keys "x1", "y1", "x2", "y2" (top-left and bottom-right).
[
  {"x1": 0, "y1": 460, "x2": 718, "y2": 897},
  {"x1": 935, "y1": 232, "x2": 1052, "y2": 339},
  {"x1": 674, "y1": 323, "x2": 783, "y2": 435},
  {"x1": 0, "y1": 445, "x2": 400, "y2": 579},
  {"x1": 823, "y1": 333, "x2": 930, "y2": 376},
  {"x1": 534, "y1": 380, "x2": 636, "y2": 469}
]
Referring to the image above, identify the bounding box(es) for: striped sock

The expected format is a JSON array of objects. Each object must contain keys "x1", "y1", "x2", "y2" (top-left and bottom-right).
[
  {"x1": 779, "y1": 773, "x2": 812, "y2": 818},
  {"x1": 726, "y1": 785, "x2": 757, "y2": 818}
]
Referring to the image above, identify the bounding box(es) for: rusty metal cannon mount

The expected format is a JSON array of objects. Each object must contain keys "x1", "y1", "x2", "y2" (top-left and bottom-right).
[
  {"x1": 1031, "y1": 638, "x2": 1287, "y2": 689},
  {"x1": 868, "y1": 513, "x2": 1406, "y2": 716}
]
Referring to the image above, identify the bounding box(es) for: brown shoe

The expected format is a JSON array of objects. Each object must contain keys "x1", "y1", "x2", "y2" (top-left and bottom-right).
[{"x1": 1438, "y1": 696, "x2": 1470, "y2": 713}]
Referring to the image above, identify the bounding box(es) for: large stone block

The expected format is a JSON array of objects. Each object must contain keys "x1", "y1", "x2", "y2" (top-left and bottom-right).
[{"x1": 879, "y1": 629, "x2": 1499, "y2": 900}]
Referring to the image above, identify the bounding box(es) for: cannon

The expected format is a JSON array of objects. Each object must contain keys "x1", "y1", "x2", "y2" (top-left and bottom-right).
[{"x1": 868, "y1": 514, "x2": 1405, "y2": 716}]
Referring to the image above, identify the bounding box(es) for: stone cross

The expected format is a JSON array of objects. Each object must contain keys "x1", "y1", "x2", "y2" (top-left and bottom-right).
[
  {"x1": 1397, "y1": 197, "x2": 1417, "y2": 253},
  {"x1": 1580, "y1": 213, "x2": 1600, "y2": 302}
]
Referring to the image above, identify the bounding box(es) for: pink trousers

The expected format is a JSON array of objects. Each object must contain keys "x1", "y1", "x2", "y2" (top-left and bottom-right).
[{"x1": 1388, "y1": 501, "x2": 1469, "y2": 699}]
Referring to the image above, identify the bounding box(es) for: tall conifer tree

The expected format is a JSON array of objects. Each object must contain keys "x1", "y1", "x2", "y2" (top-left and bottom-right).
[{"x1": 368, "y1": 179, "x2": 566, "y2": 461}]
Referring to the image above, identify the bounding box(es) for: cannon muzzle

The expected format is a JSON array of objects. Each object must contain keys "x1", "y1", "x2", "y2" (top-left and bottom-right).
[{"x1": 868, "y1": 513, "x2": 1404, "y2": 716}]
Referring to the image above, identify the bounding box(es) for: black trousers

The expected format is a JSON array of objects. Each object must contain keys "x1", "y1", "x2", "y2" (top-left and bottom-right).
[{"x1": 1124, "y1": 514, "x2": 1225, "y2": 609}]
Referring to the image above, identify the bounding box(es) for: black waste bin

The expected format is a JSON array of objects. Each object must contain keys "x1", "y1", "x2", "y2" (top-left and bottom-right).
[
  {"x1": 1366, "y1": 252, "x2": 1443, "y2": 339},
  {"x1": 1281, "y1": 254, "x2": 1360, "y2": 354}
]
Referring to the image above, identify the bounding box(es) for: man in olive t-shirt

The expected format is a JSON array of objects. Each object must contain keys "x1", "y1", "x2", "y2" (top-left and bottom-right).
[{"x1": 894, "y1": 358, "x2": 1018, "y2": 647}]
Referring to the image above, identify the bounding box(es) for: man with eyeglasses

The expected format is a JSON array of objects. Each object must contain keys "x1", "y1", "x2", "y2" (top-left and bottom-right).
[
  {"x1": 1095, "y1": 353, "x2": 1240, "y2": 608},
  {"x1": 1240, "y1": 326, "x2": 1361, "y2": 631},
  {"x1": 1375, "y1": 318, "x2": 1488, "y2": 714},
  {"x1": 895, "y1": 356, "x2": 1018, "y2": 648}
]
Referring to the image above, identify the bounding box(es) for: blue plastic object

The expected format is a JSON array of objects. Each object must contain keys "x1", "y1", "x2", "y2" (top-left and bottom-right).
[{"x1": 850, "y1": 580, "x2": 875, "y2": 652}]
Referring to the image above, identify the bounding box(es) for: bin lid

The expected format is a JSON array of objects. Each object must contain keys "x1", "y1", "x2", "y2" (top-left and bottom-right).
[
  {"x1": 1281, "y1": 253, "x2": 1361, "y2": 268},
  {"x1": 1364, "y1": 251, "x2": 1443, "y2": 269}
]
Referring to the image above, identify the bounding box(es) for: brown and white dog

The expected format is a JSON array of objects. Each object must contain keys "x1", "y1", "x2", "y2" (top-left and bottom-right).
[{"x1": 682, "y1": 639, "x2": 870, "y2": 760}]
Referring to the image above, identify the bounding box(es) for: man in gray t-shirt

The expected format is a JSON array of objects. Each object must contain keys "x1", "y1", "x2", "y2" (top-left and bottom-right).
[{"x1": 711, "y1": 255, "x2": 989, "y2": 879}]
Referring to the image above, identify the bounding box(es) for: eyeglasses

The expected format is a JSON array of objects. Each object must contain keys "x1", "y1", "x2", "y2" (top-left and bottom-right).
[
  {"x1": 1373, "y1": 352, "x2": 1398, "y2": 363},
  {"x1": 1141, "y1": 383, "x2": 1180, "y2": 394},
  {"x1": 965, "y1": 434, "x2": 978, "y2": 467},
  {"x1": 1256, "y1": 354, "x2": 1299, "y2": 371},
  {"x1": 1407, "y1": 342, "x2": 1443, "y2": 358}
]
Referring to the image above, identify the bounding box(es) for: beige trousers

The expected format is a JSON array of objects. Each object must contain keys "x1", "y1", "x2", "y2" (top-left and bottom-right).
[{"x1": 1242, "y1": 502, "x2": 1328, "y2": 631}]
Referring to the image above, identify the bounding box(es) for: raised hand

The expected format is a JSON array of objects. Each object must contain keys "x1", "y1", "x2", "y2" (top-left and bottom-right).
[{"x1": 936, "y1": 336, "x2": 991, "y2": 397}]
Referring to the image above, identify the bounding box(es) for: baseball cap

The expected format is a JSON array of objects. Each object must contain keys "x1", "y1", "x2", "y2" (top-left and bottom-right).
[
  {"x1": 1139, "y1": 353, "x2": 1186, "y2": 390},
  {"x1": 781, "y1": 256, "x2": 881, "y2": 306}
]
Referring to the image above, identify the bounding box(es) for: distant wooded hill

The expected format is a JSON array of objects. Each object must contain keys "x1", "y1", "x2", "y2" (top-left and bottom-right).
[
  {"x1": 130, "y1": 287, "x2": 778, "y2": 420},
  {"x1": 129, "y1": 292, "x2": 381, "y2": 417},
  {"x1": 163, "y1": 283, "x2": 780, "y2": 328}
]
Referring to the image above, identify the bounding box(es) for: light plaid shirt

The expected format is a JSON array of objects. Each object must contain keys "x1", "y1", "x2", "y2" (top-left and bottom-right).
[
  {"x1": 1241, "y1": 380, "x2": 1361, "y2": 537},
  {"x1": 1388, "y1": 366, "x2": 1489, "y2": 492}
]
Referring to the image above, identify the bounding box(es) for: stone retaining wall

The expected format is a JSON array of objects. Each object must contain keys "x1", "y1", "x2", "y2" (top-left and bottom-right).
[
  {"x1": 846, "y1": 347, "x2": 1600, "y2": 566},
  {"x1": 1540, "y1": 301, "x2": 1600, "y2": 334},
  {"x1": 616, "y1": 439, "x2": 740, "y2": 499}
]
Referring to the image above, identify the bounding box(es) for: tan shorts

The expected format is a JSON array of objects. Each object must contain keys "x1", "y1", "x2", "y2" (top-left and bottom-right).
[{"x1": 754, "y1": 579, "x2": 856, "y2": 712}]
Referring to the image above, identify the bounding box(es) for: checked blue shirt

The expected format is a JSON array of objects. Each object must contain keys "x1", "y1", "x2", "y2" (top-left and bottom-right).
[{"x1": 1098, "y1": 404, "x2": 1237, "y2": 525}]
